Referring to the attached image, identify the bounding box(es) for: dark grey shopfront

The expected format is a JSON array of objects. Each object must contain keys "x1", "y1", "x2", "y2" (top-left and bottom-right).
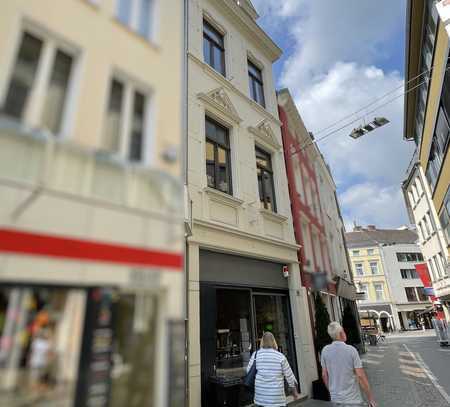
[{"x1": 199, "y1": 250, "x2": 298, "y2": 407}]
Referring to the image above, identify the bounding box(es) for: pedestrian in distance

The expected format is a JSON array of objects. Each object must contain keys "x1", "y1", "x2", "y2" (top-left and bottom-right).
[
  {"x1": 246, "y1": 331, "x2": 300, "y2": 407},
  {"x1": 321, "y1": 322, "x2": 377, "y2": 407}
]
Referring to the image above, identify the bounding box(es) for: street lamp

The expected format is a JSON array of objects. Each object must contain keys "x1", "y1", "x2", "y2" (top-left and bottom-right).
[{"x1": 349, "y1": 117, "x2": 390, "y2": 139}]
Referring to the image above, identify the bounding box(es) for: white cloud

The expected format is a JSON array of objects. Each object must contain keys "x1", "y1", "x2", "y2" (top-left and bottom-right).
[
  {"x1": 252, "y1": 0, "x2": 413, "y2": 228},
  {"x1": 295, "y1": 61, "x2": 414, "y2": 188},
  {"x1": 340, "y1": 183, "x2": 409, "y2": 231}
]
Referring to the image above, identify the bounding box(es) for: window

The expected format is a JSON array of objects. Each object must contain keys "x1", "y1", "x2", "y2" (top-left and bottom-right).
[
  {"x1": 203, "y1": 20, "x2": 225, "y2": 75},
  {"x1": 2, "y1": 30, "x2": 75, "y2": 135},
  {"x1": 369, "y1": 262, "x2": 379, "y2": 275},
  {"x1": 205, "y1": 117, "x2": 232, "y2": 194},
  {"x1": 426, "y1": 106, "x2": 450, "y2": 190},
  {"x1": 423, "y1": 214, "x2": 432, "y2": 237},
  {"x1": 439, "y1": 187, "x2": 450, "y2": 245},
  {"x1": 416, "y1": 287, "x2": 428, "y2": 302},
  {"x1": 117, "y1": 0, "x2": 153, "y2": 39},
  {"x1": 352, "y1": 250, "x2": 360, "y2": 256},
  {"x1": 367, "y1": 248, "x2": 374, "y2": 255},
  {"x1": 358, "y1": 283, "x2": 369, "y2": 301},
  {"x1": 401, "y1": 269, "x2": 418, "y2": 279},
  {"x1": 439, "y1": 253, "x2": 448, "y2": 277},
  {"x1": 2, "y1": 32, "x2": 42, "y2": 119},
  {"x1": 41, "y1": 50, "x2": 73, "y2": 133},
  {"x1": 355, "y1": 263, "x2": 363, "y2": 276},
  {"x1": 405, "y1": 287, "x2": 418, "y2": 302},
  {"x1": 396, "y1": 252, "x2": 424, "y2": 262},
  {"x1": 256, "y1": 147, "x2": 276, "y2": 212},
  {"x1": 428, "y1": 259, "x2": 438, "y2": 282},
  {"x1": 433, "y1": 255, "x2": 443, "y2": 279},
  {"x1": 248, "y1": 60, "x2": 265, "y2": 107},
  {"x1": 374, "y1": 283, "x2": 384, "y2": 301},
  {"x1": 102, "y1": 77, "x2": 149, "y2": 163}
]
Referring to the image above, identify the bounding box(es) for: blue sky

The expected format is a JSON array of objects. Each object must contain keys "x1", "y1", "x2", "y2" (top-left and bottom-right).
[{"x1": 252, "y1": 0, "x2": 415, "y2": 230}]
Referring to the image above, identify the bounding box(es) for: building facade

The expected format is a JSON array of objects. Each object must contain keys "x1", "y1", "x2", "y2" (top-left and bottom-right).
[
  {"x1": 403, "y1": 0, "x2": 450, "y2": 321},
  {"x1": 346, "y1": 227, "x2": 431, "y2": 332},
  {"x1": 186, "y1": 1, "x2": 317, "y2": 405},
  {"x1": 277, "y1": 89, "x2": 357, "y2": 328},
  {"x1": 0, "y1": 1, "x2": 184, "y2": 406}
]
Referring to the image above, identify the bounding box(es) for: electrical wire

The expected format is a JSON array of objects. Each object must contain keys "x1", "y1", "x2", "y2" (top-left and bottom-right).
[
  {"x1": 312, "y1": 58, "x2": 449, "y2": 137},
  {"x1": 292, "y1": 64, "x2": 450, "y2": 154}
]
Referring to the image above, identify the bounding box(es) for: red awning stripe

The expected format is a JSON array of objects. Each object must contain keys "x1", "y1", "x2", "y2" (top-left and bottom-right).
[{"x1": 0, "y1": 228, "x2": 183, "y2": 270}]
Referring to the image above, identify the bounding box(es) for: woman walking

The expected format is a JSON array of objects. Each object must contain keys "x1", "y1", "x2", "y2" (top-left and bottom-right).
[{"x1": 247, "y1": 332, "x2": 300, "y2": 407}]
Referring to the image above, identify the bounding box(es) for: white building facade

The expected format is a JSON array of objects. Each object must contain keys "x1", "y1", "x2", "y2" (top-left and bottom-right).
[
  {"x1": 403, "y1": 161, "x2": 450, "y2": 321},
  {"x1": 186, "y1": 1, "x2": 317, "y2": 405}
]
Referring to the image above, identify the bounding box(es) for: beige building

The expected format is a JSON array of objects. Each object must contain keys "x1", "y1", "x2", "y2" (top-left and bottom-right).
[
  {"x1": 186, "y1": 1, "x2": 317, "y2": 405},
  {"x1": 403, "y1": 0, "x2": 450, "y2": 320},
  {"x1": 0, "y1": 1, "x2": 184, "y2": 406}
]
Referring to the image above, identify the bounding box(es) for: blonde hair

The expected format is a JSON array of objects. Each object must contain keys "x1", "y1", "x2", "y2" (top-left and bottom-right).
[{"x1": 260, "y1": 332, "x2": 278, "y2": 350}]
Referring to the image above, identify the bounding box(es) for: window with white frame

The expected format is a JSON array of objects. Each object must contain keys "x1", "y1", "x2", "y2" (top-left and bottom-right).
[
  {"x1": 433, "y1": 255, "x2": 443, "y2": 278},
  {"x1": 102, "y1": 76, "x2": 150, "y2": 163},
  {"x1": 358, "y1": 283, "x2": 369, "y2": 301},
  {"x1": 367, "y1": 248, "x2": 374, "y2": 255},
  {"x1": 374, "y1": 283, "x2": 384, "y2": 301},
  {"x1": 439, "y1": 252, "x2": 448, "y2": 277},
  {"x1": 416, "y1": 176, "x2": 424, "y2": 196},
  {"x1": 428, "y1": 259, "x2": 438, "y2": 281},
  {"x1": 2, "y1": 30, "x2": 76, "y2": 135},
  {"x1": 116, "y1": 0, "x2": 154, "y2": 39},
  {"x1": 369, "y1": 261, "x2": 379, "y2": 275},
  {"x1": 354, "y1": 263, "x2": 364, "y2": 276}
]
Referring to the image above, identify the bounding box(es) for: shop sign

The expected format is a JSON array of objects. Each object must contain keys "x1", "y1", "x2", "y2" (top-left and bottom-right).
[
  {"x1": 75, "y1": 288, "x2": 116, "y2": 407},
  {"x1": 437, "y1": 0, "x2": 450, "y2": 37}
]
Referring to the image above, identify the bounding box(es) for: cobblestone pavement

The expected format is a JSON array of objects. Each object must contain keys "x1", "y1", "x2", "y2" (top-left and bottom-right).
[{"x1": 362, "y1": 334, "x2": 450, "y2": 407}]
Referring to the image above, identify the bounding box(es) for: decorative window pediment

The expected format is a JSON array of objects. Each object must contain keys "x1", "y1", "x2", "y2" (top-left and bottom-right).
[
  {"x1": 197, "y1": 87, "x2": 242, "y2": 124},
  {"x1": 248, "y1": 120, "x2": 281, "y2": 150}
]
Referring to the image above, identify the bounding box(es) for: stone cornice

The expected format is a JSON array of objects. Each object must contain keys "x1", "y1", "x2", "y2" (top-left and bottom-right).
[
  {"x1": 188, "y1": 52, "x2": 282, "y2": 126},
  {"x1": 192, "y1": 218, "x2": 300, "y2": 252},
  {"x1": 203, "y1": 187, "x2": 244, "y2": 208},
  {"x1": 211, "y1": 0, "x2": 282, "y2": 62},
  {"x1": 248, "y1": 119, "x2": 282, "y2": 150},
  {"x1": 259, "y1": 208, "x2": 288, "y2": 223},
  {"x1": 198, "y1": 87, "x2": 242, "y2": 124}
]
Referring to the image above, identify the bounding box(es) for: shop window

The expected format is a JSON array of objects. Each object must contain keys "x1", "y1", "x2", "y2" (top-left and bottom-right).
[
  {"x1": 205, "y1": 117, "x2": 232, "y2": 194},
  {"x1": 110, "y1": 294, "x2": 157, "y2": 407},
  {"x1": 0, "y1": 286, "x2": 86, "y2": 405},
  {"x1": 248, "y1": 60, "x2": 265, "y2": 107},
  {"x1": 200, "y1": 286, "x2": 297, "y2": 407},
  {"x1": 256, "y1": 147, "x2": 276, "y2": 212},
  {"x1": 203, "y1": 19, "x2": 225, "y2": 76}
]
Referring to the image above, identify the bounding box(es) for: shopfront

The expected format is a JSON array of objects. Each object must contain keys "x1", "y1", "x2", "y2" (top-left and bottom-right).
[
  {"x1": 199, "y1": 250, "x2": 298, "y2": 407},
  {"x1": 0, "y1": 283, "x2": 161, "y2": 407}
]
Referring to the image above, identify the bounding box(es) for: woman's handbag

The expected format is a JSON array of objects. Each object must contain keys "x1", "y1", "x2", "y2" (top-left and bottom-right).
[{"x1": 243, "y1": 350, "x2": 258, "y2": 388}]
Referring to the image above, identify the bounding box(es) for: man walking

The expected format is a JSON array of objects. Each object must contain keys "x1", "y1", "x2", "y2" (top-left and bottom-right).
[{"x1": 321, "y1": 322, "x2": 376, "y2": 407}]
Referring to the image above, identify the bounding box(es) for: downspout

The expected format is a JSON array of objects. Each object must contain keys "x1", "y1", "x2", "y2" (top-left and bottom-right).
[{"x1": 183, "y1": 0, "x2": 190, "y2": 405}]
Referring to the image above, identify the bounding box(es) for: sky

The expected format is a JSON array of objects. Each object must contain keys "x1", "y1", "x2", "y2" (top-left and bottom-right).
[{"x1": 251, "y1": 0, "x2": 415, "y2": 231}]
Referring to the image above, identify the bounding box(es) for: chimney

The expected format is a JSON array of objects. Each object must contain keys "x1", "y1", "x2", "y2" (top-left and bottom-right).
[{"x1": 367, "y1": 225, "x2": 376, "y2": 231}]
